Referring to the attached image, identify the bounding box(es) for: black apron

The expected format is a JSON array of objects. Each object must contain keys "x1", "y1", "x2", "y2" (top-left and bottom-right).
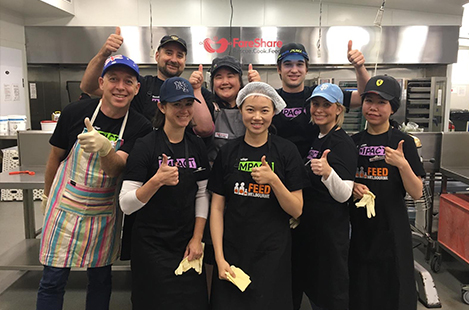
[
  {"x1": 292, "y1": 125, "x2": 350, "y2": 310},
  {"x1": 130, "y1": 131, "x2": 208, "y2": 310},
  {"x1": 210, "y1": 137, "x2": 293, "y2": 310},
  {"x1": 349, "y1": 129, "x2": 417, "y2": 310}
]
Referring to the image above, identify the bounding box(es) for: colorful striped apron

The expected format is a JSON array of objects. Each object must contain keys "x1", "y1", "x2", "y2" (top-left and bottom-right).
[{"x1": 40, "y1": 101, "x2": 128, "y2": 268}]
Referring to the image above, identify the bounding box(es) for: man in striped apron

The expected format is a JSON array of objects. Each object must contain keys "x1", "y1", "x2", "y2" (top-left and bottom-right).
[{"x1": 36, "y1": 55, "x2": 153, "y2": 310}]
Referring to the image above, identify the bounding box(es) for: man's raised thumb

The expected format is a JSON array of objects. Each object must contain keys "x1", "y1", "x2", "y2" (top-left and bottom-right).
[{"x1": 84, "y1": 117, "x2": 94, "y2": 132}]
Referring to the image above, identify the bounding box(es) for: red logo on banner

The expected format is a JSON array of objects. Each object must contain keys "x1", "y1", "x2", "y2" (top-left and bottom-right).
[
  {"x1": 202, "y1": 37, "x2": 283, "y2": 53},
  {"x1": 203, "y1": 37, "x2": 229, "y2": 53}
]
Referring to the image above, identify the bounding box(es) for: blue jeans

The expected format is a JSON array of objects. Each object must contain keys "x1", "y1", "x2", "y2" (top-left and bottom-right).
[{"x1": 36, "y1": 265, "x2": 112, "y2": 310}]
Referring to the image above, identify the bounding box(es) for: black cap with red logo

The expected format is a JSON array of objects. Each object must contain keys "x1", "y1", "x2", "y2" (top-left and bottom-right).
[{"x1": 361, "y1": 75, "x2": 401, "y2": 112}]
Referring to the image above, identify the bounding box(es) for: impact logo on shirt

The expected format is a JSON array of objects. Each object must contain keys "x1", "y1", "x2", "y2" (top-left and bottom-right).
[
  {"x1": 159, "y1": 157, "x2": 198, "y2": 168},
  {"x1": 358, "y1": 144, "x2": 386, "y2": 157},
  {"x1": 233, "y1": 181, "x2": 271, "y2": 199},
  {"x1": 356, "y1": 166, "x2": 389, "y2": 181},
  {"x1": 98, "y1": 131, "x2": 119, "y2": 143},
  {"x1": 151, "y1": 95, "x2": 160, "y2": 103},
  {"x1": 307, "y1": 149, "x2": 320, "y2": 160},
  {"x1": 238, "y1": 160, "x2": 274, "y2": 172},
  {"x1": 281, "y1": 107, "x2": 306, "y2": 119}
]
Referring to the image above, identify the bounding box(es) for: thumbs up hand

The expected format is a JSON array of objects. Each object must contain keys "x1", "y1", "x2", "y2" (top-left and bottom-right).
[
  {"x1": 99, "y1": 26, "x2": 124, "y2": 58},
  {"x1": 347, "y1": 40, "x2": 365, "y2": 69},
  {"x1": 189, "y1": 64, "x2": 204, "y2": 90},
  {"x1": 251, "y1": 155, "x2": 275, "y2": 185},
  {"x1": 247, "y1": 63, "x2": 261, "y2": 83},
  {"x1": 385, "y1": 140, "x2": 407, "y2": 169},
  {"x1": 77, "y1": 117, "x2": 113, "y2": 156},
  {"x1": 154, "y1": 154, "x2": 179, "y2": 186},
  {"x1": 310, "y1": 149, "x2": 332, "y2": 178}
]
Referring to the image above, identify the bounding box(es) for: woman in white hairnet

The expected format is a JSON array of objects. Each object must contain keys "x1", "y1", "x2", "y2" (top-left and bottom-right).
[{"x1": 208, "y1": 82, "x2": 307, "y2": 310}]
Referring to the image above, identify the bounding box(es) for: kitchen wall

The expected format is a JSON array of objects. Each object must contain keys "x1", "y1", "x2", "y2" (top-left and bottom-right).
[
  {"x1": 0, "y1": 7, "x2": 30, "y2": 128},
  {"x1": 450, "y1": 49, "x2": 469, "y2": 110},
  {"x1": 23, "y1": 0, "x2": 463, "y2": 27}
]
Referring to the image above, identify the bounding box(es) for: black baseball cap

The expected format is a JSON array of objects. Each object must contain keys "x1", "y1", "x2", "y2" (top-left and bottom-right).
[
  {"x1": 210, "y1": 55, "x2": 242, "y2": 76},
  {"x1": 158, "y1": 35, "x2": 187, "y2": 52},
  {"x1": 277, "y1": 43, "x2": 310, "y2": 63},
  {"x1": 362, "y1": 75, "x2": 401, "y2": 111}
]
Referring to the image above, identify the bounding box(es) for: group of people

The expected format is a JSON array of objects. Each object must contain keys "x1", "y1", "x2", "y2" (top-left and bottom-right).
[{"x1": 36, "y1": 27, "x2": 426, "y2": 310}]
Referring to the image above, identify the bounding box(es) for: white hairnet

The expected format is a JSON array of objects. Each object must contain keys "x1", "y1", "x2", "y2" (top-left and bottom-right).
[{"x1": 236, "y1": 82, "x2": 287, "y2": 115}]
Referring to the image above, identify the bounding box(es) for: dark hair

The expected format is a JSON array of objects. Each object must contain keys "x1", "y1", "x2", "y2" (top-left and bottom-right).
[
  {"x1": 389, "y1": 118, "x2": 400, "y2": 129},
  {"x1": 152, "y1": 102, "x2": 167, "y2": 128},
  {"x1": 210, "y1": 67, "x2": 244, "y2": 108}
]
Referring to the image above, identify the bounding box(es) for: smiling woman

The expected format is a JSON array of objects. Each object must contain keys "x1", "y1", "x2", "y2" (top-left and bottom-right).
[
  {"x1": 119, "y1": 76, "x2": 210, "y2": 310},
  {"x1": 208, "y1": 82, "x2": 307, "y2": 310}
]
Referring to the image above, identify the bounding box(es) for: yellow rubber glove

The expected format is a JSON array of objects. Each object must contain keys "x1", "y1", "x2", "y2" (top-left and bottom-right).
[
  {"x1": 77, "y1": 118, "x2": 112, "y2": 157},
  {"x1": 41, "y1": 193, "x2": 48, "y2": 215},
  {"x1": 174, "y1": 243, "x2": 204, "y2": 275},
  {"x1": 225, "y1": 265, "x2": 251, "y2": 292},
  {"x1": 355, "y1": 191, "x2": 376, "y2": 218}
]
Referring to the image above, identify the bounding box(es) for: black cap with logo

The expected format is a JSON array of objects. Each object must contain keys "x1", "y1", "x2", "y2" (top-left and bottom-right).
[
  {"x1": 362, "y1": 75, "x2": 401, "y2": 112},
  {"x1": 277, "y1": 43, "x2": 310, "y2": 63},
  {"x1": 158, "y1": 35, "x2": 187, "y2": 52},
  {"x1": 210, "y1": 55, "x2": 242, "y2": 76}
]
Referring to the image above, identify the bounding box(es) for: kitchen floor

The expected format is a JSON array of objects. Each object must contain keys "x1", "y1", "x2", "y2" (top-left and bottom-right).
[{"x1": 0, "y1": 199, "x2": 467, "y2": 310}]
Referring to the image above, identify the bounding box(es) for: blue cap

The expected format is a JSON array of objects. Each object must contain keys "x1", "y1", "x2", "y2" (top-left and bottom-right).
[
  {"x1": 160, "y1": 77, "x2": 201, "y2": 103},
  {"x1": 307, "y1": 83, "x2": 344, "y2": 105},
  {"x1": 101, "y1": 55, "x2": 139, "y2": 77}
]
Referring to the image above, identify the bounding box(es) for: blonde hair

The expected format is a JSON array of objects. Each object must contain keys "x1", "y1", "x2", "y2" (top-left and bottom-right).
[{"x1": 335, "y1": 103, "x2": 345, "y2": 127}]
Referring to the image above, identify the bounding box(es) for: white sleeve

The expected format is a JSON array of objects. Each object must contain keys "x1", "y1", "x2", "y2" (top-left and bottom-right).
[
  {"x1": 321, "y1": 168, "x2": 354, "y2": 203},
  {"x1": 195, "y1": 179, "x2": 209, "y2": 219},
  {"x1": 119, "y1": 180, "x2": 145, "y2": 215}
]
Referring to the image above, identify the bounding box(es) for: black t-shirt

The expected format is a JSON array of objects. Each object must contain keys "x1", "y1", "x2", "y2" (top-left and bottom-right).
[
  {"x1": 352, "y1": 128, "x2": 426, "y2": 196},
  {"x1": 274, "y1": 85, "x2": 352, "y2": 158},
  {"x1": 306, "y1": 128, "x2": 357, "y2": 204},
  {"x1": 123, "y1": 128, "x2": 210, "y2": 230},
  {"x1": 208, "y1": 135, "x2": 307, "y2": 197},
  {"x1": 134, "y1": 75, "x2": 213, "y2": 121},
  {"x1": 124, "y1": 129, "x2": 210, "y2": 184},
  {"x1": 50, "y1": 98, "x2": 153, "y2": 157},
  {"x1": 122, "y1": 129, "x2": 210, "y2": 258}
]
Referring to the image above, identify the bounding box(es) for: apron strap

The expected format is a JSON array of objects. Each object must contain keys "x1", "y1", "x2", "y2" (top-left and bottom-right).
[{"x1": 90, "y1": 99, "x2": 102, "y2": 124}]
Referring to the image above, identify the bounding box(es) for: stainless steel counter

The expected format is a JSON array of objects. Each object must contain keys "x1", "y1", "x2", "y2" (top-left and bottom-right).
[
  {"x1": 440, "y1": 132, "x2": 469, "y2": 188},
  {"x1": 0, "y1": 166, "x2": 45, "y2": 239},
  {"x1": 440, "y1": 167, "x2": 469, "y2": 185}
]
